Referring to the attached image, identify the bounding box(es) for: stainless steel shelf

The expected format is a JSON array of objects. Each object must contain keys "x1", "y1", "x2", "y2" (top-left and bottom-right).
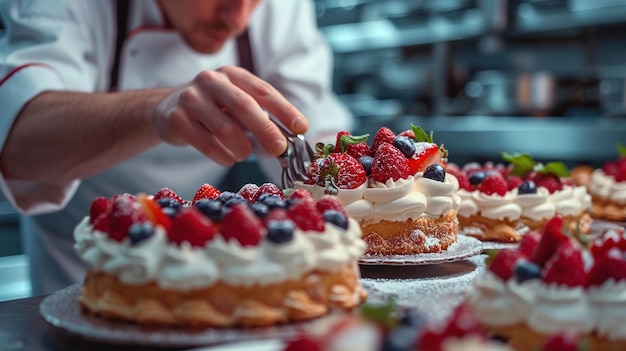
[{"x1": 512, "y1": 3, "x2": 626, "y2": 34}]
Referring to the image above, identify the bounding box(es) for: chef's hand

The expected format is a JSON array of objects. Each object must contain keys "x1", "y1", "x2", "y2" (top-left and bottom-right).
[{"x1": 153, "y1": 66, "x2": 309, "y2": 166}]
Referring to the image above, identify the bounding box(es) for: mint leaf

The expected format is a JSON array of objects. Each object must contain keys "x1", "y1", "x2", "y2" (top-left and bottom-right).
[
  {"x1": 618, "y1": 143, "x2": 626, "y2": 156},
  {"x1": 501, "y1": 152, "x2": 534, "y2": 177},
  {"x1": 410, "y1": 124, "x2": 433, "y2": 143},
  {"x1": 360, "y1": 300, "x2": 396, "y2": 326},
  {"x1": 536, "y1": 161, "x2": 570, "y2": 177}
]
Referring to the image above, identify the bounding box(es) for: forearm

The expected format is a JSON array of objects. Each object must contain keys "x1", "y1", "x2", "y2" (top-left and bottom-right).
[{"x1": 0, "y1": 89, "x2": 170, "y2": 183}]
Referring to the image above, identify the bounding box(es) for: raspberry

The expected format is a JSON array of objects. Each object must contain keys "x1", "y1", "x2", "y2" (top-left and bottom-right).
[
  {"x1": 541, "y1": 331, "x2": 583, "y2": 351},
  {"x1": 616, "y1": 161, "x2": 626, "y2": 182},
  {"x1": 489, "y1": 249, "x2": 524, "y2": 280},
  {"x1": 535, "y1": 174, "x2": 563, "y2": 193},
  {"x1": 237, "y1": 183, "x2": 259, "y2": 202},
  {"x1": 168, "y1": 207, "x2": 215, "y2": 247},
  {"x1": 192, "y1": 184, "x2": 222, "y2": 203},
  {"x1": 263, "y1": 207, "x2": 290, "y2": 226},
  {"x1": 506, "y1": 175, "x2": 523, "y2": 191},
  {"x1": 92, "y1": 213, "x2": 110, "y2": 232},
  {"x1": 588, "y1": 247, "x2": 626, "y2": 287},
  {"x1": 284, "y1": 335, "x2": 321, "y2": 351},
  {"x1": 89, "y1": 197, "x2": 112, "y2": 224},
  {"x1": 542, "y1": 240, "x2": 586, "y2": 287},
  {"x1": 288, "y1": 189, "x2": 312, "y2": 201},
  {"x1": 346, "y1": 142, "x2": 370, "y2": 160},
  {"x1": 478, "y1": 173, "x2": 508, "y2": 196},
  {"x1": 518, "y1": 230, "x2": 541, "y2": 257},
  {"x1": 456, "y1": 173, "x2": 472, "y2": 191},
  {"x1": 397, "y1": 129, "x2": 415, "y2": 140},
  {"x1": 603, "y1": 161, "x2": 618, "y2": 177},
  {"x1": 220, "y1": 203, "x2": 262, "y2": 246},
  {"x1": 253, "y1": 183, "x2": 285, "y2": 202},
  {"x1": 108, "y1": 194, "x2": 148, "y2": 242},
  {"x1": 590, "y1": 227, "x2": 626, "y2": 259},
  {"x1": 288, "y1": 198, "x2": 325, "y2": 232},
  {"x1": 369, "y1": 126, "x2": 396, "y2": 155},
  {"x1": 530, "y1": 216, "x2": 569, "y2": 267},
  {"x1": 315, "y1": 196, "x2": 346, "y2": 216},
  {"x1": 154, "y1": 188, "x2": 183, "y2": 204},
  {"x1": 371, "y1": 143, "x2": 410, "y2": 183}
]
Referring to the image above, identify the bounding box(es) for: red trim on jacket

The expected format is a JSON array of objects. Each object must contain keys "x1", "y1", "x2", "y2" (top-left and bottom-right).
[{"x1": 0, "y1": 63, "x2": 55, "y2": 87}]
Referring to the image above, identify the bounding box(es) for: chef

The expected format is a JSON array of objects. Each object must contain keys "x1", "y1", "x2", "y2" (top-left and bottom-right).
[{"x1": 0, "y1": 0, "x2": 353, "y2": 295}]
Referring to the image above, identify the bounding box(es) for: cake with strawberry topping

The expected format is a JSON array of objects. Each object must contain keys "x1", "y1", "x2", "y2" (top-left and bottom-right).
[
  {"x1": 448, "y1": 153, "x2": 592, "y2": 243},
  {"x1": 74, "y1": 182, "x2": 367, "y2": 328},
  {"x1": 465, "y1": 216, "x2": 626, "y2": 351},
  {"x1": 572, "y1": 145, "x2": 626, "y2": 223},
  {"x1": 291, "y1": 125, "x2": 460, "y2": 255}
]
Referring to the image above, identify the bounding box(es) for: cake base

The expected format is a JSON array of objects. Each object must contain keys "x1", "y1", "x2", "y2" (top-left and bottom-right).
[
  {"x1": 78, "y1": 264, "x2": 367, "y2": 328},
  {"x1": 361, "y1": 210, "x2": 458, "y2": 255},
  {"x1": 591, "y1": 196, "x2": 626, "y2": 222}
]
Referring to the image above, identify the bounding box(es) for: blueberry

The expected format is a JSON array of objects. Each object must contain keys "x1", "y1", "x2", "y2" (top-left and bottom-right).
[
  {"x1": 518, "y1": 180, "x2": 537, "y2": 195},
  {"x1": 194, "y1": 199, "x2": 224, "y2": 222},
  {"x1": 224, "y1": 197, "x2": 247, "y2": 209},
  {"x1": 128, "y1": 222, "x2": 154, "y2": 245},
  {"x1": 423, "y1": 164, "x2": 446, "y2": 182},
  {"x1": 161, "y1": 206, "x2": 179, "y2": 218},
  {"x1": 359, "y1": 156, "x2": 374, "y2": 176},
  {"x1": 250, "y1": 202, "x2": 269, "y2": 218},
  {"x1": 258, "y1": 194, "x2": 286, "y2": 210},
  {"x1": 392, "y1": 136, "x2": 416, "y2": 158},
  {"x1": 267, "y1": 220, "x2": 294, "y2": 244},
  {"x1": 469, "y1": 171, "x2": 486, "y2": 185},
  {"x1": 381, "y1": 326, "x2": 418, "y2": 351},
  {"x1": 156, "y1": 197, "x2": 181, "y2": 209},
  {"x1": 217, "y1": 191, "x2": 244, "y2": 204},
  {"x1": 323, "y1": 210, "x2": 348, "y2": 229},
  {"x1": 514, "y1": 259, "x2": 542, "y2": 283},
  {"x1": 398, "y1": 309, "x2": 424, "y2": 328}
]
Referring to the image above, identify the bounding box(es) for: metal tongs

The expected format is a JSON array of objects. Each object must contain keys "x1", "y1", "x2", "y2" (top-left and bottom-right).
[{"x1": 268, "y1": 114, "x2": 315, "y2": 189}]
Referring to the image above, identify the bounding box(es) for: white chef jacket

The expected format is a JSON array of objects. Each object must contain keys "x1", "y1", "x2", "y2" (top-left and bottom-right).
[{"x1": 0, "y1": 0, "x2": 353, "y2": 295}]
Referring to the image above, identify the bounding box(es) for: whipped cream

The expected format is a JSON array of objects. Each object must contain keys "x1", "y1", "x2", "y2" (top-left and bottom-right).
[
  {"x1": 589, "y1": 169, "x2": 626, "y2": 205},
  {"x1": 294, "y1": 173, "x2": 460, "y2": 226},
  {"x1": 457, "y1": 185, "x2": 590, "y2": 222},
  {"x1": 74, "y1": 216, "x2": 366, "y2": 291},
  {"x1": 468, "y1": 273, "x2": 626, "y2": 340}
]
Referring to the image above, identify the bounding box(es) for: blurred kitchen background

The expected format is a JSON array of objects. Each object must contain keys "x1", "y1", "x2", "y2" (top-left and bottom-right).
[{"x1": 2, "y1": 0, "x2": 626, "y2": 301}]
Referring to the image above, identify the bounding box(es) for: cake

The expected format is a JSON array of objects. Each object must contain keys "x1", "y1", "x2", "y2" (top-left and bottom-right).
[
  {"x1": 448, "y1": 153, "x2": 592, "y2": 243},
  {"x1": 283, "y1": 302, "x2": 513, "y2": 351},
  {"x1": 291, "y1": 125, "x2": 460, "y2": 256},
  {"x1": 74, "y1": 182, "x2": 368, "y2": 328},
  {"x1": 465, "y1": 215, "x2": 626, "y2": 351},
  {"x1": 571, "y1": 149, "x2": 626, "y2": 222}
]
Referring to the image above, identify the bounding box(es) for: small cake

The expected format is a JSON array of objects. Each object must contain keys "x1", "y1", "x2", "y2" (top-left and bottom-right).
[
  {"x1": 572, "y1": 150, "x2": 626, "y2": 222},
  {"x1": 283, "y1": 303, "x2": 513, "y2": 351},
  {"x1": 74, "y1": 182, "x2": 367, "y2": 328},
  {"x1": 292, "y1": 125, "x2": 460, "y2": 256},
  {"x1": 466, "y1": 216, "x2": 626, "y2": 351},
  {"x1": 448, "y1": 153, "x2": 592, "y2": 243}
]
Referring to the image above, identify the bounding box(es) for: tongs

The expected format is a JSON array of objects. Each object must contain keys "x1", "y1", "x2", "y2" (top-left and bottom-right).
[{"x1": 268, "y1": 114, "x2": 315, "y2": 189}]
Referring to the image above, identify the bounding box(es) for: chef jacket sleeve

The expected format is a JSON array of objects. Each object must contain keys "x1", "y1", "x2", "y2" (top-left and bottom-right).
[
  {"x1": 250, "y1": 0, "x2": 354, "y2": 183},
  {"x1": 0, "y1": 0, "x2": 106, "y2": 214}
]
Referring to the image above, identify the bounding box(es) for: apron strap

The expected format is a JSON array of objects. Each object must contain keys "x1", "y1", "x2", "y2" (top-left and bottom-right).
[
  {"x1": 235, "y1": 29, "x2": 255, "y2": 75},
  {"x1": 110, "y1": 0, "x2": 130, "y2": 91}
]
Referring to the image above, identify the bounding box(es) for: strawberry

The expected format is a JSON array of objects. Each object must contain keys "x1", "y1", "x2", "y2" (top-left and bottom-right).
[
  {"x1": 518, "y1": 230, "x2": 541, "y2": 257},
  {"x1": 506, "y1": 175, "x2": 523, "y2": 191},
  {"x1": 220, "y1": 203, "x2": 262, "y2": 246},
  {"x1": 92, "y1": 212, "x2": 110, "y2": 232},
  {"x1": 192, "y1": 183, "x2": 222, "y2": 203},
  {"x1": 168, "y1": 207, "x2": 215, "y2": 247},
  {"x1": 332, "y1": 131, "x2": 350, "y2": 153},
  {"x1": 289, "y1": 188, "x2": 312, "y2": 201},
  {"x1": 587, "y1": 247, "x2": 626, "y2": 287},
  {"x1": 542, "y1": 240, "x2": 586, "y2": 287},
  {"x1": 371, "y1": 143, "x2": 410, "y2": 183},
  {"x1": 346, "y1": 142, "x2": 370, "y2": 160},
  {"x1": 317, "y1": 153, "x2": 367, "y2": 190},
  {"x1": 489, "y1": 249, "x2": 525, "y2": 280},
  {"x1": 288, "y1": 197, "x2": 325, "y2": 232},
  {"x1": 315, "y1": 196, "x2": 346, "y2": 216},
  {"x1": 263, "y1": 207, "x2": 290, "y2": 225},
  {"x1": 530, "y1": 216, "x2": 569, "y2": 267},
  {"x1": 89, "y1": 197, "x2": 112, "y2": 224},
  {"x1": 237, "y1": 183, "x2": 259, "y2": 202},
  {"x1": 284, "y1": 335, "x2": 321, "y2": 351},
  {"x1": 478, "y1": 173, "x2": 508, "y2": 196},
  {"x1": 590, "y1": 227, "x2": 626, "y2": 259},
  {"x1": 442, "y1": 304, "x2": 486, "y2": 338},
  {"x1": 535, "y1": 174, "x2": 563, "y2": 193},
  {"x1": 369, "y1": 127, "x2": 396, "y2": 155},
  {"x1": 397, "y1": 129, "x2": 415, "y2": 139},
  {"x1": 616, "y1": 161, "x2": 626, "y2": 182},
  {"x1": 108, "y1": 194, "x2": 148, "y2": 242},
  {"x1": 304, "y1": 158, "x2": 324, "y2": 185},
  {"x1": 253, "y1": 183, "x2": 285, "y2": 202},
  {"x1": 408, "y1": 142, "x2": 440, "y2": 175},
  {"x1": 154, "y1": 188, "x2": 183, "y2": 204},
  {"x1": 603, "y1": 161, "x2": 618, "y2": 177},
  {"x1": 541, "y1": 331, "x2": 583, "y2": 351}
]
